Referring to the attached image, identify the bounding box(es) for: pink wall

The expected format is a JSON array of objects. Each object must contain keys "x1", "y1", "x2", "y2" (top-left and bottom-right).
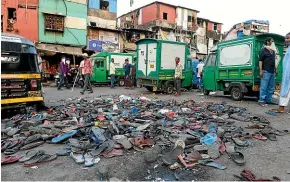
[
  {"x1": 141, "y1": 3, "x2": 157, "y2": 24},
  {"x1": 158, "y1": 4, "x2": 176, "y2": 23}
]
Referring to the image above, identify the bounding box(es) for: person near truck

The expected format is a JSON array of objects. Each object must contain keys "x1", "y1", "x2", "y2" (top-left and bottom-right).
[
  {"x1": 272, "y1": 32, "x2": 290, "y2": 113},
  {"x1": 123, "y1": 59, "x2": 133, "y2": 89},
  {"x1": 80, "y1": 53, "x2": 93, "y2": 95},
  {"x1": 110, "y1": 58, "x2": 116, "y2": 89},
  {"x1": 258, "y1": 37, "x2": 277, "y2": 106},
  {"x1": 132, "y1": 58, "x2": 137, "y2": 87},
  {"x1": 175, "y1": 57, "x2": 182, "y2": 96},
  {"x1": 196, "y1": 59, "x2": 205, "y2": 90},
  {"x1": 57, "y1": 56, "x2": 69, "y2": 91}
]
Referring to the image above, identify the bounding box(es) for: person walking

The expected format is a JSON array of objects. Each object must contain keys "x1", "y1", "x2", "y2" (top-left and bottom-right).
[
  {"x1": 258, "y1": 37, "x2": 277, "y2": 106},
  {"x1": 174, "y1": 57, "x2": 182, "y2": 96},
  {"x1": 110, "y1": 58, "x2": 116, "y2": 88},
  {"x1": 123, "y1": 59, "x2": 132, "y2": 89},
  {"x1": 196, "y1": 59, "x2": 205, "y2": 90},
  {"x1": 37, "y1": 52, "x2": 45, "y2": 94},
  {"x1": 272, "y1": 33, "x2": 290, "y2": 113},
  {"x1": 57, "y1": 56, "x2": 69, "y2": 91},
  {"x1": 80, "y1": 53, "x2": 93, "y2": 95}
]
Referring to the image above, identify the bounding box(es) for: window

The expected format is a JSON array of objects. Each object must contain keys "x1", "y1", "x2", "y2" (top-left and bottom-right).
[
  {"x1": 197, "y1": 19, "x2": 204, "y2": 28},
  {"x1": 8, "y1": 8, "x2": 16, "y2": 20},
  {"x1": 213, "y1": 23, "x2": 218, "y2": 31},
  {"x1": 1, "y1": 52, "x2": 37, "y2": 73},
  {"x1": 44, "y1": 14, "x2": 64, "y2": 32},
  {"x1": 100, "y1": 0, "x2": 109, "y2": 11},
  {"x1": 206, "y1": 53, "x2": 216, "y2": 66},
  {"x1": 96, "y1": 60, "x2": 104, "y2": 68},
  {"x1": 126, "y1": 32, "x2": 140, "y2": 42},
  {"x1": 188, "y1": 16, "x2": 193, "y2": 22},
  {"x1": 163, "y1": 12, "x2": 168, "y2": 20}
]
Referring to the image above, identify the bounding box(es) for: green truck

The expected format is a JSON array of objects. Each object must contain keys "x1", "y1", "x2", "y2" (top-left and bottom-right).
[
  {"x1": 136, "y1": 39, "x2": 193, "y2": 93},
  {"x1": 203, "y1": 33, "x2": 285, "y2": 100},
  {"x1": 90, "y1": 52, "x2": 134, "y2": 86}
]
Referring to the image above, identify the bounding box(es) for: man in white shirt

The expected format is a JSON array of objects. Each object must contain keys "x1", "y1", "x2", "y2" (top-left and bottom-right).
[
  {"x1": 196, "y1": 59, "x2": 205, "y2": 90},
  {"x1": 110, "y1": 58, "x2": 116, "y2": 88},
  {"x1": 174, "y1": 57, "x2": 182, "y2": 96}
]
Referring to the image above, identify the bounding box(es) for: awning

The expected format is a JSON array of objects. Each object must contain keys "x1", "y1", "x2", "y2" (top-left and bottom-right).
[{"x1": 35, "y1": 43, "x2": 83, "y2": 56}]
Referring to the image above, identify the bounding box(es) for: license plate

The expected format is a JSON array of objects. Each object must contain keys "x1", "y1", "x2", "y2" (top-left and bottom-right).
[{"x1": 153, "y1": 86, "x2": 157, "y2": 91}]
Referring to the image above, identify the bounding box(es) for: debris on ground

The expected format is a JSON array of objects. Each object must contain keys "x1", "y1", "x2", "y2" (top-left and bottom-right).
[{"x1": 1, "y1": 95, "x2": 288, "y2": 180}]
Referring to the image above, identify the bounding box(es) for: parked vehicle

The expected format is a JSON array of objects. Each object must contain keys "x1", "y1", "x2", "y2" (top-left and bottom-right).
[
  {"x1": 1, "y1": 33, "x2": 44, "y2": 110},
  {"x1": 136, "y1": 39, "x2": 193, "y2": 93},
  {"x1": 203, "y1": 33, "x2": 284, "y2": 101},
  {"x1": 90, "y1": 52, "x2": 134, "y2": 86}
]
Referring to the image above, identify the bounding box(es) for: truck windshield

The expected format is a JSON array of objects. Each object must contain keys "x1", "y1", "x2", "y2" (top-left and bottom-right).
[{"x1": 1, "y1": 52, "x2": 38, "y2": 73}]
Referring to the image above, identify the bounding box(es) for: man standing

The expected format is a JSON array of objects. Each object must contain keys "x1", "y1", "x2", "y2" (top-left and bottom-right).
[
  {"x1": 80, "y1": 53, "x2": 93, "y2": 95},
  {"x1": 123, "y1": 59, "x2": 132, "y2": 89},
  {"x1": 110, "y1": 58, "x2": 116, "y2": 88},
  {"x1": 57, "y1": 56, "x2": 68, "y2": 91},
  {"x1": 196, "y1": 59, "x2": 205, "y2": 90},
  {"x1": 258, "y1": 37, "x2": 276, "y2": 106},
  {"x1": 174, "y1": 57, "x2": 182, "y2": 96},
  {"x1": 272, "y1": 33, "x2": 290, "y2": 113},
  {"x1": 37, "y1": 52, "x2": 45, "y2": 94}
]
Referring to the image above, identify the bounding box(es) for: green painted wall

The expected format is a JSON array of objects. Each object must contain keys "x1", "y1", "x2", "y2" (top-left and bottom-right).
[{"x1": 38, "y1": 0, "x2": 87, "y2": 46}]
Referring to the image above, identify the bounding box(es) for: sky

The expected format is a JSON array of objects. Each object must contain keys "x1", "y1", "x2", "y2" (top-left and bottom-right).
[{"x1": 117, "y1": 0, "x2": 289, "y2": 35}]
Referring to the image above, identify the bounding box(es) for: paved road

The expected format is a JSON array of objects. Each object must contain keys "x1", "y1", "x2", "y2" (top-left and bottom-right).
[{"x1": 2, "y1": 86, "x2": 290, "y2": 181}]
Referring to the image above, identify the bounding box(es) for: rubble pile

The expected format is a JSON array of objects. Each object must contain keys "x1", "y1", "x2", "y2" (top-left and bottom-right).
[{"x1": 1, "y1": 95, "x2": 288, "y2": 180}]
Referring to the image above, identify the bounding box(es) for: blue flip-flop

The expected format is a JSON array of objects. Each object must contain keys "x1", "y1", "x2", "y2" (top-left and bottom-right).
[
  {"x1": 51, "y1": 130, "x2": 77, "y2": 143},
  {"x1": 198, "y1": 159, "x2": 226, "y2": 170}
]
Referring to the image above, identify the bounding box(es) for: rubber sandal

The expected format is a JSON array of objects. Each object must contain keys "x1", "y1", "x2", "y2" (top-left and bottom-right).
[
  {"x1": 254, "y1": 134, "x2": 267, "y2": 141},
  {"x1": 225, "y1": 142, "x2": 236, "y2": 153},
  {"x1": 229, "y1": 152, "x2": 245, "y2": 166},
  {"x1": 1, "y1": 156, "x2": 22, "y2": 164},
  {"x1": 19, "y1": 150, "x2": 45, "y2": 162},
  {"x1": 51, "y1": 130, "x2": 77, "y2": 143},
  {"x1": 90, "y1": 143, "x2": 108, "y2": 156},
  {"x1": 162, "y1": 146, "x2": 184, "y2": 165},
  {"x1": 91, "y1": 127, "x2": 106, "y2": 143},
  {"x1": 20, "y1": 141, "x2": 45, "y2": 150},
  {"x1": 84, "y1": 153, "x2": 95, "y2": 167},
  {"x1": 56, "y1": 149, "x2": 71, "y2": 156},
  {"x1": 198, "y1": 159, "x2": 226, "y2": 170},
  {"x1": 102, "y1": 149, "x2": 124, "y2": 158},
  {"x1": 70, "y1": 152, "x2": 85, "y2": 164},
  {"x1": 24, "y1": 154, "x2": 57, "y2": 167},
  {"x1": 232, "y1": 138, "x2": 250, "y2": 147},
  {"x1": 113, "y1": 135, "x2": 132, "y2": 149},
  {"x1": 24, "y1": 134, "x2": 42, "y2": 145},
  {"x1": 193, "y1": 144, "x2": 208, "y2": 151}
]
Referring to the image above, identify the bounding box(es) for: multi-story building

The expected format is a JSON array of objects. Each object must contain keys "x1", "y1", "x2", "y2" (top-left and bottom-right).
[
  {"x1": 196, "y1": 17, "x2": 223, "y2": 58},
  {"x1": 87, "y1": 0, "x2": 120, "y2": 53},
  {"x1": 1, "y1": 0, "x2": 39, "y2": 42},
  {"x1": 117, "y1": 1, "x2": 199, "y2": 52}
]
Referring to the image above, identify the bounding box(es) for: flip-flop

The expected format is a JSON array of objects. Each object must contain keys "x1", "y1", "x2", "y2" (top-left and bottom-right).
[
  {"x1": 24, "y1": 134, "x2": 42, "y2": 145},
  {"x1": 20, "y1": 141, "x2": 45, "y2": 150},
  {"x1": 56, "y1": 149, "x2": 71, "y2": 156},
  {"x1": 1, "y1": 156, "x2": 22, "y2": 164},
  {"x1": 51, "y1": 130, "x2": 77, "y2": 143},
  {"x1": 229, "y1": 152, "x2": 245, "y2": 166},
  {"x1": 162, "y1": 146, "x2": 184, "y2": 165},
  {"x1": 91, "y1": 127, "x2": 106, "y2": 143},
  {"x1": 19, "y1": 150, "x2": 45, "y2": 162},
  {"x1": 90, "y1": 143, "x2": 108, "y2": 156},
  {"x1": 225, "y1": 142, "x2": 236, "y2": 153},
  {"x1": 208, "y1": 143, "x2": 220, "y2": 159},
  {"x1": 193, "y1": 144, "x2": 208, "y2": 151},
  {"x1": 7, "y1": 128, "x2": 20, "y2": 137},
  {"x1": 102, "y1": 149, "x2": 124, "y2": 158},
  {"x1": 198, "y1": 159, "x2": 226, "y2": 170},
  {"x1": 113, "y1": 135, "x2": 132, "y2": 149},
  {"x1": 84, "y1": 153, "x2": 95, "y2": 167},
  {"x1": 254, "y1": 135, "x2": 267, "y2": 141},
  {"x1": 70, "y1": 152, "x2": 85, "y2": 164},
  {"x1": 24, "y1": 154, "x2": 57, "y2": 167},
  {"x1": 232, "y1": 138, "x2": 250, "y2": 147}
]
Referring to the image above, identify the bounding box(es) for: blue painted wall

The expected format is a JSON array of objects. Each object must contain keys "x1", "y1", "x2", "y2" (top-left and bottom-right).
[
  {"x1": 38, "y1": 0, "x2": 87, "y2": 46},
  {"x1": 88, "y1": 0, "x2": 117, "y2": 14}
]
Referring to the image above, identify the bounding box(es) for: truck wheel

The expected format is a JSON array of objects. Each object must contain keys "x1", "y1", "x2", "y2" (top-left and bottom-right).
[
  {"x1": 204, "y1": 89, "x2": 210, "y2": 95},
  {"x1": 146, "y1": 86, "x2": 153, "y2": 92},
  {"x1": 166, "y1": 84, "x2": 174, "y2": 94},
  {"x1": 231, "y1": 87, "x2": 244, "y2": 101},
  {"x1": 118, "y1": 80, "x2": 125, "y2": 86}
]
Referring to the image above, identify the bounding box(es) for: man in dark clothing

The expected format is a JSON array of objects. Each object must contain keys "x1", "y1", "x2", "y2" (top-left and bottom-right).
[
  {"x1": 57, "y1": 56, "x2": 69, "y2": 91},
  {"x1": 123, "y1": 59, "x2": 132, "y2": 89},
  {"x1": 258, "y1": 37, "x2": 277, "y2": 106}
]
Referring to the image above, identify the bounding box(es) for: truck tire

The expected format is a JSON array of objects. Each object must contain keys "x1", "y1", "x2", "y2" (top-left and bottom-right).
[
  {"x1": 166, "y1": 84, "x2": 174, "y2": 94},
  {"x1": 204, "y1": 89, "x2": 210, "y2": 96},
  {"x1": 146, "y1": 86, "x2": 153, "y2": 92},
  {"x1": 231, "y1": 87, "x2": 244, "y2": 101},
  {"x1": 118, "y1": 80, "x2": 125, "y2": 86}
]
